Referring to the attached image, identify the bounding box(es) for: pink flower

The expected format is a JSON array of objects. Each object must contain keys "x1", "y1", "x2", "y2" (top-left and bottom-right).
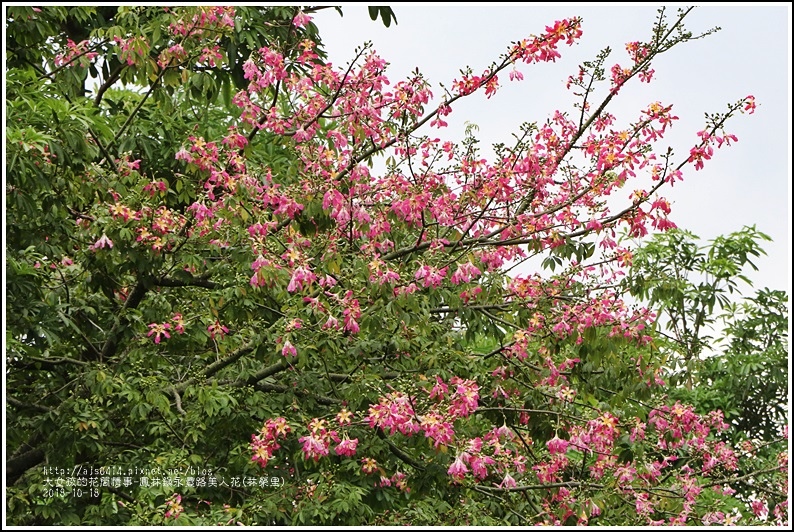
[
  {"x1": 251, "y1": 438, "x2": 273, "y2": 467},
  {"x1": 143, "y1": 180, "x2": 168, "y2": 196},
  {"x1": 751, "y1": 499, "x2": 768, "y2": 519},
  {"x1": 420, "y1": 411, "x2": 455, "y2": 448},
  {"x1": 208, "y1": 320, "x2": 229, "y2": 340},
  {"x1": 334, "y1": 438, "x2": 358, "y2": 457},
  {"x1": 323, "y1": 315, "x2": 340, "y2": 330},
  {"x1": 688, "y1": 144, "x2": 713, "y2": 171},
  {"x1": 447, "y1": 454, "x2": 469, "y2": 480},
  {"x1": 361, "y1": 457, "x2": 378, "y2": 474},
  {"x1": 175, "y1": 147, "x2": 192, "y2": 162},
  {"x1": 250, "y1": 416, "x2": 291, "y2": 467},
  {"x1": 630, "y1": 419, "x2": 646, "y2": 443},
  {"x1": 298, "y1": 432, "x2": 329, "y2": 461},
  {"x1": 634, "y1": 492, "x2": 653, "y2": 516},
  {"x1": 342, "y1": 295, "x2": 361, "y2": 334},
  {"x1": 171, "y1": 313, "x2": 185, "y2": 334},
  {"x1": 391, "y1": 471, "x2": 410, "y2": 493},
  {"x1": 547, "y1": 436, "x2": 569, "y2": 455},
  {"x1": 343, "y1": 313, "x2": 360, "y2": 334},
  {"x1": 222, "y1": 129, "x2": 248, "y2": 149},
  {"x1": 365, "y1": 392, "x2": 419, "y2": 436},
  {"x1": 164, "y1": 493, "x2": 183, "y2": 519},
  {"x1": 287, "y1": 265, "x2": 317, "y2": 293},
  {"x1": 90, "y1": 234, "x2": 114, "y2": 251},
  {"x1": 469, "y1": 454, "x2": 495, "y2": 479},
  {"x1": 448, "y1": 377, "x2": 479, "y2": 417},
  {"x1": 450, "y1": 262, "x2": 481, "y2": 285},
  {"x1": 282, "y1": 340, "x2": 297, "y2": 357},
  {"x1": 147, "y1": 322, "x2": 171, "y2": 344},
  {"x1": 336, "y1": 409, "x2": 353, "y2": 425},
  {"x1": 499, "y1": 472, "x2": 517, "y2": 489},
  {"x1": 414, "y1": 264, "x2": 448, "y2": 288},
  {"x1": 292, "y1": 10, "x2": 312, "y2": 28},
  {"x1": 743, "y1": 95, "x2": 756, "y2": 114},
  {"x1": 429, "y1": 376, "x2": 448, "y2": 400}
]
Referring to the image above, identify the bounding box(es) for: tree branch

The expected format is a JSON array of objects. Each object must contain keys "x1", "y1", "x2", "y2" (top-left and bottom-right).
[
  {"x1": 244, "y1": 359, "x2": 291, "y2": 387},
  {"x1": 93, "y1": 62, "x2": 126, "y2": 107},
  {"x1": 249, "y1": 382, "x2": 343, "y2": 406},
  {"x1": 477, "y1": 480, "x2": 604, "y2": 493},
  {"x1": 701, "y1": 466, "x2": 785, "y2": 490},
  {"x1": 6, "y1": 448, "x2": 45, "y2": 486},
  {"x1": 155, "y1": 275, "x2": 218, "y2": 289},
  {"x1": 376, "y1": 428, "x2": 426, "y2": 471},
  {"x1": 88, "y1": 280, "x2": 148, "y2": 361},
  {"x1": 6, "y1": 397, "x2": 52, "y2": 413},
  {"x1": 112, "y1": 65, "x2": 168, "y2": 145},
  {"x1": 173, "y1": 339, "x2": 259, "y2": 394},
  {"x1": 171, "y1": 387, "x2": 187, "y2": 416}
]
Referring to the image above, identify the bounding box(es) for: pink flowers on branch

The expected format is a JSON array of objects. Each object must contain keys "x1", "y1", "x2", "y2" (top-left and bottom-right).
[
  {"x1": 250, "y1": 417, "x2": 291, "y2": 468},
  {"x1": 49, "y1": 4, "x2": 775, "y2": 525}
]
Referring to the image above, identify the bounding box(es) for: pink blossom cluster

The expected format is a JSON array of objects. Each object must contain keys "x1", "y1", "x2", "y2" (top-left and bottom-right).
[
  {"x1": 114, "y1": 35, "x2": 149, "y2": 67},
  {"x1": 169, "y1": 6, "x2": 235, "y2": 38},
  {"x1": 377, "y1": 470, "x2": 410, "y2": 492},
  {"x1": 366, "y1": 391, "x2": 419, "y2": 436},
  {"x1": 250, "y1": 417, "x2": 291, "y2": 467},
  {"x1": 54, "y1": 39, "x2": 97, "y2": 68},
  {"x1": 297, "y1": 418, "x2": 340, "y2": 462},
  {"x1": 447, "y1": 427, "x2": 526, "y2": 485},
  {"x1": 85, "y1": 8, "x2": 776, "y2": 524}
]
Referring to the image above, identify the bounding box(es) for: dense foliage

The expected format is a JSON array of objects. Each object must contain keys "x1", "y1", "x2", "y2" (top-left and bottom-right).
[
  {"x1": 627, "y1": 228, "x2": 788, "y2": 504},
  {"x1": 5, "y1": 5, "x2": 788, "y2": 526}
]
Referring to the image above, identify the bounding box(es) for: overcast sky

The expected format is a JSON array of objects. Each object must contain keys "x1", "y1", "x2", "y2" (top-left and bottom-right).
[{"x1": 311, "y1": 4, "x2": 791, "y2": 297}]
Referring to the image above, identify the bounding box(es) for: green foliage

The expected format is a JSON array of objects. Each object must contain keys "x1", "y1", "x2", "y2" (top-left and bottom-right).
[
  {"x1": 367, "y1": 7, "x2": 398, "y2": 28},
  {"x1": 670, "y1": 288, "x2": 788, "y2": 441},
  {"x1": 627, "y1": 229, "x2": 787, "y2": 503},
  {"x1": 625, "y1": 226, "x2": 772, "y2": 380}
]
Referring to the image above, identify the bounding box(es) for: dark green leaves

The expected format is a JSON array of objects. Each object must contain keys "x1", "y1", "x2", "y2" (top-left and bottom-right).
[{"x1": 368, "y1": 7, "x2": 397, "y2": 28}]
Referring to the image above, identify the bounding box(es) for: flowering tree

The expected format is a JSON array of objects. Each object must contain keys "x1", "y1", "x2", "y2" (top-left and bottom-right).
[
  {"x1": 626, "y1": 227, "x2": 788, "y2": 511},
  {"x1": 5, "y1": 5, "x2": 787, "y2": 526}
]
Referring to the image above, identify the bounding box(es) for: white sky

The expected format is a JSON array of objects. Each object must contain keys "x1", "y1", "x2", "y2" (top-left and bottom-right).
[{"x1": 312, "y1": 4, "x2": 792, "y2": 297}]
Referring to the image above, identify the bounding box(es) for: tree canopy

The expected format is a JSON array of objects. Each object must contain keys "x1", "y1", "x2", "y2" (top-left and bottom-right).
[{"x1": 5, "y1": 5, "x2": 788, "y2": 526}]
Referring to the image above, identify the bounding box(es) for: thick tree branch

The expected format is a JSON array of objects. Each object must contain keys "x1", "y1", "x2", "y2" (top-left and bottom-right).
[
  {"x1": 93, "y1": 62, "x2": 126, "y2": 107},
  {"x1": 9, "y1": 354, "x2": 88, "y2": 369},
  {"x1": 248, "y1": 382, "x2": 343, "y2": 406},
  {"x1": 6, "y1": 448, "x2": 46, "y2": 486},
  {"x1": 6, "y1": 397, "x2": 52, "y2": 413},
  {"x1": 155, "y1": 275, "x2": 218, "y2": 289},
  {"x1": 173, "y1": 339, "x2": 259, "y2": 394},
  {"x1": 171, "y1": 387, "x2": 187, "y2": 416},
  {"x1": 376, "y1": 428, "x2": 426, "y2": 471},
  {"x1": 244, "y1": 358, "x2": 291, "y2": 387},
  {"x1": 478, "y1": 480, "x2": 604, "y2": 493}
]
